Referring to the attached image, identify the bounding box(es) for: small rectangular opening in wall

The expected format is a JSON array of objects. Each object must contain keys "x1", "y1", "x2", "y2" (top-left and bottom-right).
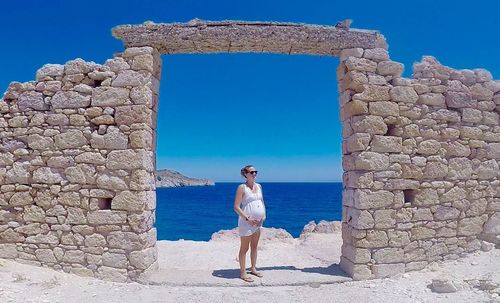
[
  {"x1": 97, "y1": 198, "x2": 112, "y2": 210},
  {"x1": 403, "y1": 189, "x2": 416, "y2": 205},
  {"x1": 386, "y1": 124, "x2": 398, "y2": 136}
]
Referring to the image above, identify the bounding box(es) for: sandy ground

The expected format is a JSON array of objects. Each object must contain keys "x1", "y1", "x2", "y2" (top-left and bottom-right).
[{"x1": 1, "y1": 229, "x2": 499, "y2": 303}]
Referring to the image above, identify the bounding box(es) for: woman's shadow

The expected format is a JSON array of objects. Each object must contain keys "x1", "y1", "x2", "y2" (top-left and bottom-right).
[{"x1": 212, "y1": 263, "x2": 348, "y2": 279}]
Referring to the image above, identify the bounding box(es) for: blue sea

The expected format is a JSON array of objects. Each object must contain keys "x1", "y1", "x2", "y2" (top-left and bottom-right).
[{"x1": 155, "y1": 182, "x2": 343, "y2": 241}]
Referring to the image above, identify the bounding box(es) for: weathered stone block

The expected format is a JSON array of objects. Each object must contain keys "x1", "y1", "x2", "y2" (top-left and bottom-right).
[
  {"x1": 344, "y1": 57, "x2": 377, "y2": 72},
  {"x1": 339, "y1": 48, "x2": 364, "y2": 61},
  {"x1": 443, "y1": 141, "x2": 470, "y2": 157},
  {"x1": 92, "y1": 87, "x2": 129, "y2": 107},
  {"x1": 58, "y1": 192, "x2": 81, "y2": 207},
  {"x1": 96, "y1": 174, "x2": 128, "y2": 191},
  {"x1": 363, "y1": 48, "x2": 389, "y2": 62},
  {"x1": 412, "y1": 208, "x2": 433, "y2": 221},
  {"x1": 343, "y1": 100, "x2": 368, "y2": 118},
  {"x1": 476, "y1": 160, "x2": 500, "y2": 180},
  {"x1": 111, "y1": 191, "x2": 146, "y2": 212},
  {"x1": 353, "y1": 85, "x2": 391, "y2": 102},
  {"x1": 339, "y1": 256, "x2": 372, "y2": 280},
  {"x1": 372, "y1": 209, "x2": 396, "y2": 229},
  {"x1": 36, "y1": 64, "x2": 64, "y2": 80},
  {"x1": 486, "y1": 143, "x2": 500, "y2": 159},
  {"x1": 413, "y1": 188, "x2": 439, "y2": 206},
  {"x1": 130, "y1": 170, "x2": 156, "y2": 191},
  {"x1": 129, "y1": 130, "x2": 153, "y2": 149},
  {"x1": 9, "y1": 192, "x2": 33, "y2": 206},
  {"x1": 5, "y1": 166, "x2": 30, "y2": 185},
  {"x1": 129, "y1": 246, "x2": 157, "y2": 270},
  {"x1": 346, "y1": 207, "x2": 374, "y2": 229},
  {"x1": 128, "y1": 211, "x2": 155, "y2": 233},
  {"x1": 390, "y1": 86, "x2": 418, "y2": 103},
  {"x1": 372, "y1": 248, "x2": 404, "y2": 263},
  {"x1": 457, "y1": 215, "x2": 488, "y2": 236},
  {"x1": 441, "y1": 187, "x2": 466, "y2": 202},
  {"x1": 66, "y1": 207, "x2": 87, "y2": 224},
  {"x1": 51, "y1": 91, "x2": 91, "y2": 109},
  {"x1": 102, "y1": 252, "x2": 128, "y2": 269},
  {"x1": 417, "y1": 139, "x2": 441, "y2": 155},
  {"x1": 0, "y1": 229, "x2": 25, "y2": 243},
  {"x1": 26, "y1": 232, "x2": 59, "y2": 245},
  {"x1": 18, "y1": 91, "x2": 47, "y2": 111},
  {"x1": 447, "y1": 157, "x2": 473, "y2": 180},
  {"x1": 343, "y1": 171, "x2": 373, "y2": 189},
  {"x1": 87, "y1": 211, "x2": 127, "y2": 225},
  {"x1": 434, "y1": 206, "x2": 460, "y2": 221},
  {"x1": 345, "y1": 133, "x2": 371, "y2": 152},
  {"x1": 377, "y1": 61, "x2": 404, "y2": 76},
  {"x1": 114, "y1": 105, "x2": 153, "y2": 126},
  {"x1": 423, "y1": 162, "x2": 448, "y2": 180},
  {"x1": 65, "y1": 166, "x2": 87, "y2": 184},
  {"x1": 355, "y1": 230, "x2": 389, "y2": 248},
  {"x1": 461, "y1": 108, "x2": 482, "y2": 123},
  {"x1": 0, "y1": 243, "x2": 19, "y2": 258},
  {"x1": 388, "y1": 230, "x2": 410, "y2": 247},
  {"x1": 107, "y1": 231, "x2": 144, "y2": 250},
  {"x1": 410, "y1": 226, "x2": 436, "y2": 240},
  {"x1": 341, "y1": 243, "x2": 371, "y2": 263},
  {"x1": 418, "y1": 93, "x2": 445, "y2": 106},
  {"x1": 54, "y1": 130, "x2": 88, "y2": 149},
  {"x1": 106, "y1": 150, "x2": 154, "y2": 171},
  {"x1": 384, "y1": 179, "x2": 419, "y2": 190},
  {"x1": 75, "y1": 152, "x2": 106, "y2": 165},
  {"x1": 342, "y1": 71, "x2": 368, "y2": 92},
  {"x1": 353, "y1": 189, "x2": 394, "y2": 210},
  {"x1": 23, "y1": 205, "x2": 46, "y2": 222},
  {"x1": 445, "y1": 91, "x2": 476, "y2": 108},
  {"x1": 371, "y1": 135, "x2": 402, "y2": 153},
  {"x1": 369, "y1": 101, "x2": 399, "y2": 116},
  {"x1": 35, "y1": 249, "x2": 57, "y2": 263},
  {"x1": 354, "y1": 151, "x2": 390, "y2": 171}
]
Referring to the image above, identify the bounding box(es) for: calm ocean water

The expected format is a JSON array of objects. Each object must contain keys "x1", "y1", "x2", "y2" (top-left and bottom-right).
[{"x1": 155, "y1": 182, "x2": 343, "y2": 241}]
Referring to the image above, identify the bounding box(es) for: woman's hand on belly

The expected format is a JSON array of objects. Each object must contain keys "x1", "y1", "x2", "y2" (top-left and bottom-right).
[{"x1": 249, "y1": 219, "x2": 261, "y2": 226}]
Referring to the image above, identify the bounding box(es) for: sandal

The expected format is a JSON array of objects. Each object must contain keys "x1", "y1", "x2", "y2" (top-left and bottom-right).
[
  {"x1": 249, "y1": 271, "x2": 263, "y2": 278},
  {"x1": 241, "y1": 275, "x2": 254, "y2": 283}
]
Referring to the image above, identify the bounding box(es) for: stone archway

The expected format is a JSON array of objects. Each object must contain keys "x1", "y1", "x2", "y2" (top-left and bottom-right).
[{"x1": 0, "y1": 20, "x2": 498, "y2": 282}]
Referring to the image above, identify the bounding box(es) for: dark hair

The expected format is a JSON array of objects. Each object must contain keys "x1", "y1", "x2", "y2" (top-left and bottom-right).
[{"x1": 240, "y1": 165, "x2": 255, "y2": 178}]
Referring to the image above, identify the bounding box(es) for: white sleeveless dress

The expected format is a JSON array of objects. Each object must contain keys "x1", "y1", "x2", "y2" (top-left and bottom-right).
[{"x1": 238, "y1": 183, "x2": 266, "y2": 236}]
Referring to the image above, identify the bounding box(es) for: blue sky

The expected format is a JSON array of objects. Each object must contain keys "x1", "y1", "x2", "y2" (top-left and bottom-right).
[{"x1": 0, "y1": 1, "x2": 498, "y2": 182}]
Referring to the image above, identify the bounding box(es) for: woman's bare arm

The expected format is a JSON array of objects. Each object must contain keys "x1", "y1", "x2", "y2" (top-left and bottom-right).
[
  {"x1": 233, "y1": 185, "x2": 248, "y2": 220},
  {"x1": 258, "y1": 183, "x2": 266, "y2": 222}
]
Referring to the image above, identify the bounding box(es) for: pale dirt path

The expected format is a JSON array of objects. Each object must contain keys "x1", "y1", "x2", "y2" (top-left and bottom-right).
[{"x1": 0, "y1": 231, "x2": 499, "y2": 303}]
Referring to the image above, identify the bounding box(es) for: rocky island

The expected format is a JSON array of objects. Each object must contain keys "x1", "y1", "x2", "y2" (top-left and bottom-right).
[{"x1": 155, "y1": 169, "x2": 215, "y2": 188}]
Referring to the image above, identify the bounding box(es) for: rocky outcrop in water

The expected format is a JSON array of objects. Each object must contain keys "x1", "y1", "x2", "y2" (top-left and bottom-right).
[{"x1": 155, "y1": 169, "x2": 215, "y2": 188}]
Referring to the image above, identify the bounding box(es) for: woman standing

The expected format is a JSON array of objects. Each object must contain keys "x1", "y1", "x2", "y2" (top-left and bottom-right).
[{"x1": 233, "y1": 165, "x2": 266, "y2": 282}]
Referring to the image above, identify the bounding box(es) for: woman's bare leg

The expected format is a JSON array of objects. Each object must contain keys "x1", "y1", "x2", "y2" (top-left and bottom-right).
[
  {"x1": 250, "y1": 229, "x2": 262, "y2": 276},
  {"x1": 239, "y1": 236, "x2": 252, "y2": 279}
]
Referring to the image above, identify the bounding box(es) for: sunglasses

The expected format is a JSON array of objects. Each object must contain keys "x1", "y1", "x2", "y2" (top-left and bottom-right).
[{"x1": 247, "y1": 171, "x2": 258, "y2": 175}]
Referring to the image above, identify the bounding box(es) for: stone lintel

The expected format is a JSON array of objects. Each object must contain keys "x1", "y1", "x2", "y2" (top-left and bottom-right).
[{"x1": 112, "y1": 20, "x2": 386, "y2": 55}]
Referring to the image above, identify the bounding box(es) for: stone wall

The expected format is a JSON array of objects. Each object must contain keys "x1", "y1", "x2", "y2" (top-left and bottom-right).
[
  {"x1": 0, "y1": 46, "x2": 161, "y2": 282},
  {"x1": 339, "y1": 49, "x2": 500, "y2": 279}
]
